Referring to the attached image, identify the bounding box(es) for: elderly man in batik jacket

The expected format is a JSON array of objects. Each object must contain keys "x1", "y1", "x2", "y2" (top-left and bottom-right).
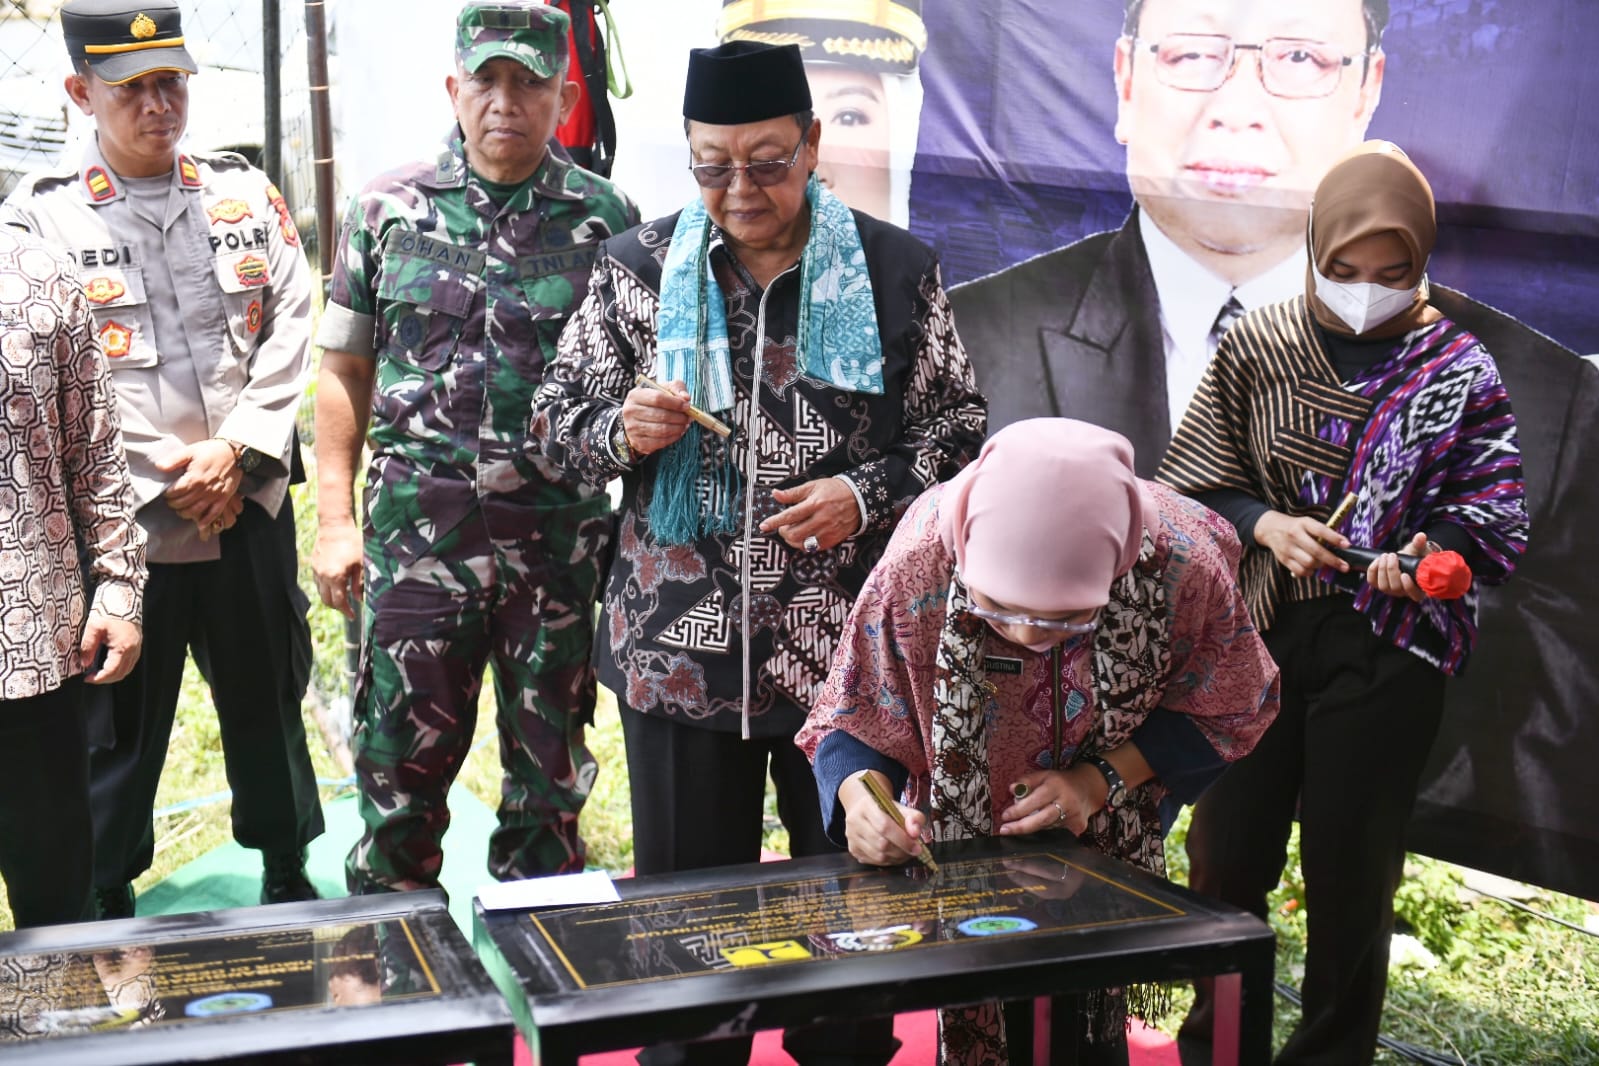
[
  {"x1": 537, "y1": 35, "x2": 984, "y2": 1066},
  {"x1": 312, "y1": 1, "x2": 640, "y2": 895},
  {"x1": 532, "y1": 41, "x2": 983, "y2": 1065}
]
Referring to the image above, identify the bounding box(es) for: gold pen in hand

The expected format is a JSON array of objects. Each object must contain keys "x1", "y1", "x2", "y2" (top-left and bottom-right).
[
  {"x1": 633, "y1": 373, "x2": 733, "y2": 438},
  {"x1": 857, "y1": 771, "x2": 939, "y2": 875},
  {"x1": 1325, "y1": 491, "x2": 1358, "y2": 535}
]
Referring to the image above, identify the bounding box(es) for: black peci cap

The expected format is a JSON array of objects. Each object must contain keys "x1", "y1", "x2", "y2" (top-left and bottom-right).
[
  {"x1": 62, "y1": 0, "x2": 198, "y2": 86},
  {"x1": 683, "y1": 41, "x2": 812, "y2": 126}
]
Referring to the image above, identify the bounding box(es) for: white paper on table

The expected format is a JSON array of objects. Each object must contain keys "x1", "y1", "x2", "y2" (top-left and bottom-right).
[{"x1": 476, "y1": 870, "x2": 621, "y2": 910}]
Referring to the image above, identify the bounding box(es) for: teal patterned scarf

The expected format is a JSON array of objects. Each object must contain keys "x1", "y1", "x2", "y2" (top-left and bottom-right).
[{"x1": 649, "y1": 175, "x2": 884, "y2": 545}]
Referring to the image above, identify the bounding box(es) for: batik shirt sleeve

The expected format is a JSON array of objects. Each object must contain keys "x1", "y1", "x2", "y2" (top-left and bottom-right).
[
  {"x1": 531, "y1": 242, "x2": 655, "y2": 486},
  {"x1": 1151, "y1": 489, "x2": 1280, "y2": 763},
  {"x1": 797, "y1": 487, "x2": 953, "y2": 778},
  {"x1": 839, "y1": 265, "x2": 987, "y2": 535}
]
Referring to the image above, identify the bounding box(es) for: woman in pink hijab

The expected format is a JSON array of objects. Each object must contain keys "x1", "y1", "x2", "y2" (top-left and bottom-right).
[{"x1": 798, "y1": 418, "x2": 1279, "y2": 1066}]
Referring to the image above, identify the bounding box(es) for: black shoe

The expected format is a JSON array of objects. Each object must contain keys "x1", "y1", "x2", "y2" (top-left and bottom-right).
[
  {"x1": 261, "y1": 850, "x2": 319, "y2": 905},
  {"x1": 96, "y1": 883, "x2": 135, "y2": 920}
]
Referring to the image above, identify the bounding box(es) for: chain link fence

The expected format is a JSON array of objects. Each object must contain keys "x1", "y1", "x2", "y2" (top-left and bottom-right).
[{"x1": 0, "y1": 0, "x2": 315, "y2": 226}]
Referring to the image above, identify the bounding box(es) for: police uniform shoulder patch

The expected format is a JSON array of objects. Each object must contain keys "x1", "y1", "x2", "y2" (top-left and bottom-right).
[
  {"x1": 178, "y1": 156, "x2": 202, "y2": 187},
  {"x1": 85, "y1": 167, "x2": 115, "y2": 202},
  {"x1": 207, "y1": 199, "x2": 253, "y2": 225},
  {"x1": 264, "y1": 182, "x2": 300, "y2": 247},
  {"x1": 233, "y1": 254, "x2": 270, "y2": 288},
  {"x1": 83, "y1": 276, "x2": 127, "y2": 305},
  {"x1": 98, "y1": 320, "x2": 133, "y2": 358}
]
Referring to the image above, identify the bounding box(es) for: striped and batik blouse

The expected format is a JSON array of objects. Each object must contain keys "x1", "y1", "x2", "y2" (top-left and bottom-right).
[{"x1": 1158, "y1": 296, "x2": 1528, "y2": 675}]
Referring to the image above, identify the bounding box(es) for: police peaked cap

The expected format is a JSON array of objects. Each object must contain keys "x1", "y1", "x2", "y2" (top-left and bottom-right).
[{"x1": 62, "y1": 0, "x2": 198, "y2": 86}]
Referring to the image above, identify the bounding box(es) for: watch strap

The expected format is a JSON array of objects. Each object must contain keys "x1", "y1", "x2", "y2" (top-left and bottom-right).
[{"x1": 1082, "y1": 754, "x2": 1126, "y2": 809}]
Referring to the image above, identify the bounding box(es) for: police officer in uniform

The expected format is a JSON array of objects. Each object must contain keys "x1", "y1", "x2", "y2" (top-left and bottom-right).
[
  {"x1": 312, "y1": 1, "x2": 639, "y2": 893},
  {"x1": 1, "y1": 0, "x2": 323, "y2": 916}
]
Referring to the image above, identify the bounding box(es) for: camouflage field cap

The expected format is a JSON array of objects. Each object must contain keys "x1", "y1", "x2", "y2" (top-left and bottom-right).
[
  {"x1": 456, "y1": 1, "x2": 571, "y2": 78},
  {"x1": 62, "y1": 0, "x2": 199, "y2": 86}
]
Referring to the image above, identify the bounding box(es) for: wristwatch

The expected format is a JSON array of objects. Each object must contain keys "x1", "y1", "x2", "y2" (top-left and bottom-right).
[
  {"x1": 222, "y1": 438, "x2": 264, "y2": 474},
  {"x1": 609, "y1": 411, "x2": 634, "y2": 464},
  {"x1": 1082, "y1": 754, "x2": 1127, "y2": 810}
]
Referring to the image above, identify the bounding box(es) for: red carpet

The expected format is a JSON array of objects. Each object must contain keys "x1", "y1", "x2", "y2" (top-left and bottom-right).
[{"x1": 509, "y1": 1014, "x2": 1178, "y2": 1064}]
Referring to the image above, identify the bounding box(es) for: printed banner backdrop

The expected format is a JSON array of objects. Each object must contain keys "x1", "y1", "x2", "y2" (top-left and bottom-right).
[{"x1": 908, "y1": 0, "x2": 1599, "y2": 899}]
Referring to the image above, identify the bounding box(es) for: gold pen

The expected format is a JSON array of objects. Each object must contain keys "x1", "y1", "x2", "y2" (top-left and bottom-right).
[
  {"x1": 633, "y1": 373, "x2": 733, "y2": 438},
  {"x1": 857, "y1": 771, "x2": 939, "y2": 875},
  {"x1": 1325, "y1": 491, "x2": 1359, "y2": 535}
]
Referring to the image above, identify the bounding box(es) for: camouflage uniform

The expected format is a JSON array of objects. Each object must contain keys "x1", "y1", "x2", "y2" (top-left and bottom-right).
[{"x1": 318, "y1": 107, "x2": 639, "y2": 890}]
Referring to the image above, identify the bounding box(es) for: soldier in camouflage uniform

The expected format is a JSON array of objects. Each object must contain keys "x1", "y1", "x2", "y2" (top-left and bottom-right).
[{"x1": 313, "y1": 0, "x2": 640, "y2": 894}]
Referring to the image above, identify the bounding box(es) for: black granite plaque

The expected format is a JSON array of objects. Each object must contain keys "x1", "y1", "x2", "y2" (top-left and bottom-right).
[
  {"x1": 526, "y1": 850, "x2": 1183, "y2": 988},
  {"x1": 476, "y1": 833, "x2": 1276, "y2": 1066},
  {"x1": 0, "y1": 892, "x2": 513, "y2": 1065}
]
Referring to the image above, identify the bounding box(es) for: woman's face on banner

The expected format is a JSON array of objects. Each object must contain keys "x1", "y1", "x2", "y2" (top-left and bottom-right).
[
  {"x1": 808, "y1": 64, "x2": 892, "y2": 220},
  {"x1": 1113, "y1": 0, "x2": 1384, "y2": 257}
]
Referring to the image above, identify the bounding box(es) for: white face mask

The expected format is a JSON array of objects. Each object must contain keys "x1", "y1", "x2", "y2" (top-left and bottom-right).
[{"x1": 1312, "y1": 260, "x2": 1423, "y2": 334}]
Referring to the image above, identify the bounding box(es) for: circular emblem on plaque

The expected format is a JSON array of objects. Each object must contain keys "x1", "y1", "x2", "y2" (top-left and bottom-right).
[
  {"x1": 185, "y1": 991, "x2": 273, "y2": 1017},
  {"x1": 956, "y1": 915, "x2": 1037, "y2": 937}
]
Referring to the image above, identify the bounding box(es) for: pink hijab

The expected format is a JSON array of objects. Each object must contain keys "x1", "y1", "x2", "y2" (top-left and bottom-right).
[{"x1": 938, "y1": 419, "x2": 1158, "y2": 612}]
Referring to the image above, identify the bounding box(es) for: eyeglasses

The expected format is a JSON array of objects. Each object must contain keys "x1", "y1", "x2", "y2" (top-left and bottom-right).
[
  {"x1": 966, "y1": 603, "x2": 1100, "y2": 636},
  {"x1": 1134, "y1": 34, "x2": 1369, "y2": 99},
  {"x1": 688, "y1": 137, "x2": 805, "y2": 189}
]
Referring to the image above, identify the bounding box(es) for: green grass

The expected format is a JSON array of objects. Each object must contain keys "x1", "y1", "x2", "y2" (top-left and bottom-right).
[
  {"x1": 1, "y1": 391, "x2": 1594, "y2": 1063},
  {"x1": 1151, "y1": 812, "x2": 1599, "y2": 1063}
]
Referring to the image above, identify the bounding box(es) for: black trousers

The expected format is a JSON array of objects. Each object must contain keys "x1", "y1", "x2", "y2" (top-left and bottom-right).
[
  {"x1": 620, "y1": 705, "x2": 900, "y2": 1066},
  {"x1": 0, "y1": 678, "x2": 94, "y2": 928},
  {"x1": 1180, "y1": 598, "x2": 1445, "y2": 1066},
  {"x1": 89, "y1": 499, "x2": 324, "y2": 889}
]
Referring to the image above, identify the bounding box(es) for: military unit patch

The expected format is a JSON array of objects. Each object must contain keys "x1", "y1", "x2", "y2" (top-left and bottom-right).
[
  {"x1": 245, "y1": 300, "x2": 263, "y2": 334},
  {"x1": 97, "y1": 320, "x2": 132, "y2": 358},
  {"x1": 178, "y1": 156, "x2": 202, "y2": 188},
  {"x1": 207, "y1": 199, "x2": 253, "y2": 225},
  {"x1": 85, "y1": 167, "x2": 115, "y2": 202},
  {"x1": 233, "y1": 255, "x2": 269, "y2": 288}
]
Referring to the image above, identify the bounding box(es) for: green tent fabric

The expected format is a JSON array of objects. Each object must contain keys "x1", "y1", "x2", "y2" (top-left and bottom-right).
[{"x1": 135, "y1": 785, "x2": 500, "y2": 933}]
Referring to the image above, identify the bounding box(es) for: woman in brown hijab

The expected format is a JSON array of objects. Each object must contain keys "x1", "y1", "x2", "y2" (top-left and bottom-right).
[{"x1": 1159, "y1": 143, "x2": 1530, "y2": 1065}]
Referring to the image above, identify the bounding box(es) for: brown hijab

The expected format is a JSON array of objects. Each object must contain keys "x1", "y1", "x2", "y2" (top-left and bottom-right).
[{"x1": 1306, "y1": 141, "x2": 1443, "y2": 339}]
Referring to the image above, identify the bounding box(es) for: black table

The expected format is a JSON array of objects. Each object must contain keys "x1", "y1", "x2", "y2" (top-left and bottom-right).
[
  {"x1": 475, "y1": 833, "x2": 1275, "y2": 1065},
  {"x1": 0, "y1": 891, "x2": 513, "y2": 1065}
]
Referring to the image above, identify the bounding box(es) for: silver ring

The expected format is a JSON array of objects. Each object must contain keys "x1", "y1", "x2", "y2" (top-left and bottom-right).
[
  {"x1": 803, "y1": 535, "x2": 820, "y2": 554},
  {"x1": 1051, "y1": 800, "x2": 1065, "y2": 825}
]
